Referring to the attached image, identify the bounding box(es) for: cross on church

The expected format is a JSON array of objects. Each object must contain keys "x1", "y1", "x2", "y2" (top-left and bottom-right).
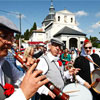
[{"x1": 51, "y1": 0, "x2": 53, "y2": 5}]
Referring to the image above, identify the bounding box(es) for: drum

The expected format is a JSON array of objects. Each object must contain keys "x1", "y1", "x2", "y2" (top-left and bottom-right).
[
  {"x1": 91, "y1": 68, "x2": 100, "y2": 94},
  {"x1": 63, "y1": 83, "x2": 92, "y2": 100}
]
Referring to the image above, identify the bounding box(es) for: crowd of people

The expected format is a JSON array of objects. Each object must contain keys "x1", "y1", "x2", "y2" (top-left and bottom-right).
[{"x1": 0, "y1": 16, "x2": 100, "y2": 100}]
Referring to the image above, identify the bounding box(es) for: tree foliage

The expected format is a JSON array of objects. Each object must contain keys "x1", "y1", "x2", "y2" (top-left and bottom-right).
[
  {"x1": 30, "y1": 22, "x2": 37, "y2": 33},
  {"x1": 24, "y1": 29, "x2": 30, "y2": 40},
  {"x1": 15, "y1": 22, "x2": 37, "y2": 40},
  {"x1": 24, "y1": 22, "x2": 37, "y2": 40},
  {"x1": 89, "y1": 36, "x2": 100, "y2": 48},
  {"x1": 15, "y1": 33, "x2": 21, "y2": 40}
]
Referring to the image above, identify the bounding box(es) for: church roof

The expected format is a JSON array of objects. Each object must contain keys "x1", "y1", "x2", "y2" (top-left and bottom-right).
[
  {"x1": 44, "y1": 14, "x2": 55, "y2": 21},
  {"x1": 42, "y1": 0, "x2": 55, "y2": 26},
  {"x1": 54, "y1": 26, "x2": 86, "y2": 37},
  {"x1": 57, "y1": 9, "x2": 74, "y2": 15},
  {"x1": 42, "y1": 14, "x2": 55, "y2": 26},
  {"x1": 33, "y1": 29, "x2": 44, "y2": 32}
]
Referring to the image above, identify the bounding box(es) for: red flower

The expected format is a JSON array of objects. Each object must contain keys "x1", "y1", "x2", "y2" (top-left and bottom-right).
[
  {"x1": 93, "y1": 49, "x2": 95, "y2": 53},
  {"x1": 65, "y1": 61, "x2": 69, "y2": 65},
  {"x1": 3, "y1": 83, "x2": 15, "y2": 97},
  {"x1": 58, "y1": 60, "x2": 62, "y2": 66}
]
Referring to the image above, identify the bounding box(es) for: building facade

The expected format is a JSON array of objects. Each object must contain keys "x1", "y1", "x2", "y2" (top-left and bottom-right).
[{"x1": 30, "y1": 0, "x2": 86, "y2": 50}]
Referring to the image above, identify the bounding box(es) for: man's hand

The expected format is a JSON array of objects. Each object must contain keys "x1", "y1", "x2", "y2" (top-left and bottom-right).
[
  {"x1": 48, "y1": 90, "x2": 56, "y2": 99},
  {"x1": 69, "y1": 67, "x2": 80, "y2": 75},
  {"x1": 21, "y1": 56, "x2": 39, "y2": 70},
  {"x1": 20, "y1": 63, "x2": 49, "y2": 100},
  {"x1": 84, "y1": 81, "x2": 91, "y2": 89}
]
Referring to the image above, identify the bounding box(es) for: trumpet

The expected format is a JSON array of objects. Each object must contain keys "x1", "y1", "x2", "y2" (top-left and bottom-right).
[{"x1": 8, "y1": 49, "x2": 69, "y2": 100}]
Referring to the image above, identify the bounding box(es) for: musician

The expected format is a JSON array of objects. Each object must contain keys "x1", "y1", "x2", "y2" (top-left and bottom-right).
[
  {"x1": 74, "y1": 39, "x2": 100, "y2": 100},
  {"x1": 24, "y1": 46, "x2": 34, "y2": 58},
  {"x1": 0, "y1": 16, "x2": 49, "y2": 100},
  {"x1": 36, "y1": 38, "x2": 80, "y2": 100},
  {"x1": 33, "y1": 43, "x2": 45, "y2": 58}
]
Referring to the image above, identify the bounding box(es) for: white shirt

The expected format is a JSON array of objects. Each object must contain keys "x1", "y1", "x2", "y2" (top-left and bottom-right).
[
  {"x1": 5, "y1": 88, "x2": 26, "y2": 100},
  {"x1": 36, "y1": 52, "x2": 71, "y2": 95},
  {"x1": 0, "y1": 58, "x2": 26, "y2": 100},
  {"x1": 71, "y1": 52, "x2": 77, "y2": 62}
]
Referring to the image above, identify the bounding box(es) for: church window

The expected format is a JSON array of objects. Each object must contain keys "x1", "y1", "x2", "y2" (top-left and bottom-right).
[
  {"x1": 71, "y1": 18, "x2": 73, "y2": 23},
  {"x1": 81, "y1": 41, "x2": 83, "y2": 44},
  {"x1": 64, "y1": 16, "x2": 67, "y2": 22},
  {"x1": 58, "y1": 16, "x2": 60, "y2": 21},
  {"x1": 63, "y1": 41, "x2": 66, "y2": 49}
]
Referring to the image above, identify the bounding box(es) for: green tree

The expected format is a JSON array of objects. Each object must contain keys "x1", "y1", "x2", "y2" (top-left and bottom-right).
[
  {"x1": 15, "y1": 33, "x2": 21, "y2": 40},
  {"x1": 89, "y1": 36, "x2": 99, "y2": 47},
  {"x1": 31, "y1": 22, "x2": 37, "y2": 31},
  {"x1": 23, "y1": 22, "x2": 37, "y2": 40},
  {"x1": 29, "y1": 22, "x2": 37, "y2": 37},
  {"x1": 24, "y1": 29, "x2": 30, "y2": 40},
  {"x1": 21, "y1": 34, "x2": 24, "y2": 38},
  {"x1": 97, "y1": 44, "x2": 100, "y2": 48}
]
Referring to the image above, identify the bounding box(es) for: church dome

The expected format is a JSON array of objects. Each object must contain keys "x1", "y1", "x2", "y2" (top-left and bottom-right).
[{"x1": 42, "y1": 0, "x2": 55, "y2": 26}]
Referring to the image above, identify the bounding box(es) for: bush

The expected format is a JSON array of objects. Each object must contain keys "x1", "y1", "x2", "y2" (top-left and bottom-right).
[{"x1": 97, "y1": 44, "x2": 100, "y2": 48}]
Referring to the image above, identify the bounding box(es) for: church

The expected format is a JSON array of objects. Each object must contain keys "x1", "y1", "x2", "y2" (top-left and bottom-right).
[{"x1": 29, "y1": 0, "x2": 86, "y2": 50}]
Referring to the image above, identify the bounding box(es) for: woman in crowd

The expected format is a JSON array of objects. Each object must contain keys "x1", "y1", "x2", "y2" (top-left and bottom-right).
[
  {"x1": 24, "y1": 46, "x2": 34, "y2": 58},
  {"x1": 61, "y1": 48, "x2": 71, "y2": 70},
  {"x1": 70, "y1": 50, "x2": 77, "y2": 63},
  {"x1": 74, "y1": 39, "x2": 100, "y2": 100}
]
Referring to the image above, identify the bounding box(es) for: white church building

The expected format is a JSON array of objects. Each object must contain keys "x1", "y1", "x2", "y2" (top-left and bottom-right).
[{"x1": 29, "y1": 0, "x2": 86, "y2": 50}]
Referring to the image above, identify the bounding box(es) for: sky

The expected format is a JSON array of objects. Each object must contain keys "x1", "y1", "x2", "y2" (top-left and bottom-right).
[{"x1": 0, "y1": 0, "x2": 100, "y2": 39}]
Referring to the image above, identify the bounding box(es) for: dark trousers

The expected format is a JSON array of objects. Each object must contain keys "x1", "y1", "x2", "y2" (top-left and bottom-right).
[
  {"x1": 90, "y1": 88, "x2": 100, "y2": 100},
  {"x1": 31, "y1": 93, "x2": 40, "y2": 100},
  {"x1": 39, "y1": 94, "x2": 61, "y2": 100}
]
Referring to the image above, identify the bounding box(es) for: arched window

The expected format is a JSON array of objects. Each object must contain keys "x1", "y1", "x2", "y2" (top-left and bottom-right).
[
  {"x1": 58, "y1": 16, "x2": 60, "y2": 21},
  {"x1": 64, "y1": 16, "x2": 67, "y2": 22},
  {"x1": 71, "y1": 18, "x2": 73, "y2": 23}
]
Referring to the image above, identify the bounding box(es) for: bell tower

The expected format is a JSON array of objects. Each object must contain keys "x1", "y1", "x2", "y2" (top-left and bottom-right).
[{"x1": 49, "y1": 0, "x2": 55, "y2": 15}]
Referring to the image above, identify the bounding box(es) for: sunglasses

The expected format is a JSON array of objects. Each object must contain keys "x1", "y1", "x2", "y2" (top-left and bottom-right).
[{"x1": 84, "y1": 47, "x2": 92, "y2": 49}]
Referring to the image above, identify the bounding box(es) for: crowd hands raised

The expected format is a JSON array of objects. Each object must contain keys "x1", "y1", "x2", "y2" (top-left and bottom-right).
[{"x1": 0, "y1": 16, "x2": 100, "y2": 100}]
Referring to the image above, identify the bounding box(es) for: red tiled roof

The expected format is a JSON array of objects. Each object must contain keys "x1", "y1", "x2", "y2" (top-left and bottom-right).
[{"x1": 33, "y1": 29, "x2": 43, "y2": 32}]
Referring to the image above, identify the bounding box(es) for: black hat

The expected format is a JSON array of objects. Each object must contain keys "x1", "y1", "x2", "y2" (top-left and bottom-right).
[
  {"x1": 50, "y1": 38, "x2": 64, "y2": 46},
  {"x1": 0, "y1": 16, "x2": 20, "y2": 33}
]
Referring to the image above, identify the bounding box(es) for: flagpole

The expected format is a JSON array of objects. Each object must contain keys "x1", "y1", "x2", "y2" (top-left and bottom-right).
[{"x1": 19, "y1": 13, "x2": 22, "y2": 51}]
